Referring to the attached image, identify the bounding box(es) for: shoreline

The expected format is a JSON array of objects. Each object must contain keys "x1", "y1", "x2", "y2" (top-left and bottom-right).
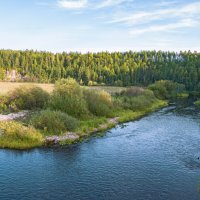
[
  {"x1": 0, "y1": 100, "x2": 168, "y2": 150},
  {"x1": 44, "y1": 100, "x2": 168, "y2": 147}
]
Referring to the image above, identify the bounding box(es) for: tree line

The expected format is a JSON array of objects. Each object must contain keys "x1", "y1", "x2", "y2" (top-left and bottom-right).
[{"x1": 0, "y1": 49, "x2": 200, "y2": 91}]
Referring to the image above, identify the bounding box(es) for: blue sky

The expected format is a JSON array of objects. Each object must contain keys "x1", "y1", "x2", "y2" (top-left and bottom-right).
[{"x1": 0, "y1": 0, "x2": 200, "y2": 52}]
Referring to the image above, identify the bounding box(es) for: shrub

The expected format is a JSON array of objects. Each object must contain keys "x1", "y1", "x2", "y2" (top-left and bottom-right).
[
  {"x1": 6, "y1": 86, "x2": 49, "y2": 111},
  {"x1": 148, "y1": 80, "x2": 185, "y2": 100},
  {"x1": 115, "y1": 89, "x2": 157, "y2": 111},
  {"x1": 0, "y1": 121, "x2": 43, "y2": 149},
  {"x1": 83, "y1": 89, "x2": 113, "y2": 117},
  {"x1": 30, "y1": 109, "x2": 79, "y2": 135},
  {"x1": 48, "y1": 78, "x2": 89, "y2": 118},
  {"x1": 194, "y1": 100, "x2": 200, "y2": 107}
]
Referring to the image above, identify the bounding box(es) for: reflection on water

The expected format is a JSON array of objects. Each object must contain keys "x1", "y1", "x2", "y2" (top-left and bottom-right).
[{"x1": 0, "y1": 102, "x2": 200, "y2": 200}]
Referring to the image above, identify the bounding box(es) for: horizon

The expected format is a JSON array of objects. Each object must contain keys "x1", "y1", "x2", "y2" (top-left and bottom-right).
[
  {"x1": 0, "y1": 0, "x2": 200, "y2": 53},
  {"x1": 0, "y1": 48, "x2": 199, "y2": 54}
]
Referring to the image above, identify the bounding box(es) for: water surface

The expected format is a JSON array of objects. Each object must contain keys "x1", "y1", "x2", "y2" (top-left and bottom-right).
[{"x1": 0, "y1": 104, "x2": 200, "y2": 200}]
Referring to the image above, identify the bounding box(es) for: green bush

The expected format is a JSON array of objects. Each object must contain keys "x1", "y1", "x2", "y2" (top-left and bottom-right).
[
  {"x1": 6, "y1": 86, "x2": 49, "y2": 111},
  {"x1": 30, "y1": 109, "x2": 79, "y2": 135},
  {"x1": 83, "y1": 89, "x2": 113, "y2": 117},
  {"x1": 194, "y1": 100, "x2": 200, "y2": 107},
  {"x1": 0, "y1": 121, "x2": 43, "y2": 149},
  {"x1": 48, "y1": 78, "x2": 88, "y2": 118},
  {"x1": 148, "y1": 80, "x2": 185, "y2": 100},
  {"x1": 115, "y1": 89, "x2": 157, "y2": 111}
]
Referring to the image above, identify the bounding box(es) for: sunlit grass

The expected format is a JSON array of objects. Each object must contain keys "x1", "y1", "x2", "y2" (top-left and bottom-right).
[
  {"x1": 0, "y1": 121, "x2": 43, "y2": 149},
  {"x1": 0, "y1": 82, "x2": 54, "y2": 95}
]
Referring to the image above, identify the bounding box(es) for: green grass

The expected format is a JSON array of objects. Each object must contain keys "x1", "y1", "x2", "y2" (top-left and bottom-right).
[
  {"x1": 77, "y1": 117, "x2": 107, "y2": 135},
  {"x1": 177, "y1": 92, "x2": 189, "y2": 98},
  {"x1": 194, "y1": 100, "x2": 200, "y2": 106},
  {"x1": 0, "y1": 121, "x2": 43, "y2": 149},
  {"x1": 115, "y1": 100, "x2": 167, "y2": 123}
]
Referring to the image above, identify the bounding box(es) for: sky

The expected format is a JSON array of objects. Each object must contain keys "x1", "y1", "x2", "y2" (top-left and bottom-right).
[{"x1": 0, "y1": 0, "x2": 200, "y2": 53}]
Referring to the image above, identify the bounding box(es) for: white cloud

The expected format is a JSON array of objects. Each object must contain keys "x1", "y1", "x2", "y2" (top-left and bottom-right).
[
  {"x1": 156, "y1": 1, "x2": 178, "y2": 7},
  {"x1": 57, "y1": 0, "x2": 132, "y2": 10},
  {"x1": 96, "y1": 0, "x2": 127, "y2": 8},
  {"x1": 130, "y1": 19, "x2": 199, "y2": 36},
  {"x1": 109, "y1": 2, "x2": 200, "y2": 25},
  {"x1": 58, "y1": 0, "x2": 88, "y2": 9}
]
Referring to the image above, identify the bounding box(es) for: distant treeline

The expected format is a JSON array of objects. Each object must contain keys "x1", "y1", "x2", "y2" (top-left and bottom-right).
[{"x1": 0, "y1": 50, "x2": 200, "y2": 90}]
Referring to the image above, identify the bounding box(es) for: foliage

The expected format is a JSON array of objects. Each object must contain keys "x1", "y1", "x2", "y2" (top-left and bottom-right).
[
  {"x1": 0, "y1": 96, "x2": 8, "y2": 113},
  {"x1": 0, "y1": 67, "x2": 6, "y2": 80},
  {"x1": 48, "y1": 78, "x2": 88, "y2": 118},
  {"x1": 0, "y1": 50, "x2": 200, "y2": 91},
  {"x1": 114, "y1": 88, "x2": 157, "y2": 111},
  {"x1": 5, "y1": 86, "x2": 50, "y2": 111},
  {"x1": 30, "y1": 109, "x2": 79, "y2": 135},
  {"x1": 83, "y1": 89, "x2": 113, "y2": 117},
  {"x1": 78, "y1": 117, "x2": 107, "y2": 134},
  {"x1": 148, "y1": 80, "x2": 185, "y2": 100},
  {"x1": 115, "y1": 100, "x2": 167, "y2": 122},
  {"x1": 194, "y1": 100, "x2": 200, "y2": 107},
  {"x1": 0, "y1": 121, "x2": 43, "y2": 149}
]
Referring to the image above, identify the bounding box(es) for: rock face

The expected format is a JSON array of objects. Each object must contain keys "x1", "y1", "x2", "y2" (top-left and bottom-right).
[
  {"x1": 6, "y1": 70, "x2": 22, "y2": 81},
  {"x1": 0, "y1": 111, "x2": 28, "y2": 121}
]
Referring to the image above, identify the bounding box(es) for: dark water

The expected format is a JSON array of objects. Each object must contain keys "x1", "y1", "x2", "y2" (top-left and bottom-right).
[{"x1": 1, "y1": 105, "x2": 200, "y2": 200}]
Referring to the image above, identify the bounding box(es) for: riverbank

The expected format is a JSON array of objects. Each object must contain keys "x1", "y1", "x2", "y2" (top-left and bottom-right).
[
  {"x1": 0, "y1": 79, "x2": 175, "y2": 150},
  {"x1": 0, "y1": 99, "x2": 167, "y2": 149},
  {"x1": 45, "y1": 99, "x2": 167, "y2": 146}
]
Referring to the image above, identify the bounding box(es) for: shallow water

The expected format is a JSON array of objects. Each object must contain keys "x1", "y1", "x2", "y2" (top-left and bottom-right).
[{"x1": 0, "y1": 104, "x2": 200, "y2": 200}]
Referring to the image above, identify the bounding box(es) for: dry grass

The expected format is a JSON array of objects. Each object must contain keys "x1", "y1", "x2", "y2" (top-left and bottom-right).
[
  {"x1": 0, "y1": 82, "x2": 54, "y2": 95},
  {"x1": 0, "y1": 82, "x2": 126, "y2": 95}
]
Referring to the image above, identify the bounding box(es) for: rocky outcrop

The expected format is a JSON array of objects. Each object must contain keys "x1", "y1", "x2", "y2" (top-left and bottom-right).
[
  {"x1": 45, "y1": 132, "x2": 80, "y2": 145},
  {"x1": 0, "y1": 111, "x2": 28, "y2": 121}
]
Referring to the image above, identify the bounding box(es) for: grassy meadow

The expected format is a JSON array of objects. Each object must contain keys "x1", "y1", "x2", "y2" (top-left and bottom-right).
[
  {"x1": 0, "y1": 82, "x2": 54, "y2": 95},
  {"x1": 0, "y1": 82, "x2": 126, "y2": 95},
  {"x1": 0, "y1": 79, "x2": 171, "y2": 149}
]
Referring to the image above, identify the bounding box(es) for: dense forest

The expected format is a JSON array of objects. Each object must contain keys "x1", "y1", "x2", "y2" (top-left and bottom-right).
[{"x1": 0, "y1": 50, "x2": 200, "y2": 91}]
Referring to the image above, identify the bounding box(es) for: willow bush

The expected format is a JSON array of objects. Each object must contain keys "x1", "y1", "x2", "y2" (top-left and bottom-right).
[
  {"x1": 48, "y1": 78, "x2": 88, "y2": 118},
  {"x1": 30, "y1": 109, "x2": 79, "y2": 135}
]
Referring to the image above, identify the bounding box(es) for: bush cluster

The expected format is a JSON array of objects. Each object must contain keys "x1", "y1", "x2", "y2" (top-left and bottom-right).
[
  {"x1": 83, "y1": 89, "x2": 113, "y2": 117},
  {"x1": 30, "y1": 109, "x2": 79, "y2": 135},
  {"x1": 3, "y1": 86, "x2": 49, "y2": 112},
  {"x1": 148, "y1": 80, "x2": 185, "y2": 100},
  {"x1": 194, "y1": 100, "x2": 200, "y2": 107},
  {"x1": 48, "y1": 78, "x2": 88, "y2": 118},
  {"x1": 115, "y1": 88, "x2": 157, "y2": 111}
]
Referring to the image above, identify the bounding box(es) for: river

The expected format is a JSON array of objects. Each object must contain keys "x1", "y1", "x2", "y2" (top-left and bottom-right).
[{"x1": 0, "y1": 103, "x2": 200, "y2": 200}]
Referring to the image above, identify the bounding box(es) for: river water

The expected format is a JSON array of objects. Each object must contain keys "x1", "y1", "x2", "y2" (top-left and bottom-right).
[{"x1": 0, "y1": 104, "x2": 200, "y2": 200}]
